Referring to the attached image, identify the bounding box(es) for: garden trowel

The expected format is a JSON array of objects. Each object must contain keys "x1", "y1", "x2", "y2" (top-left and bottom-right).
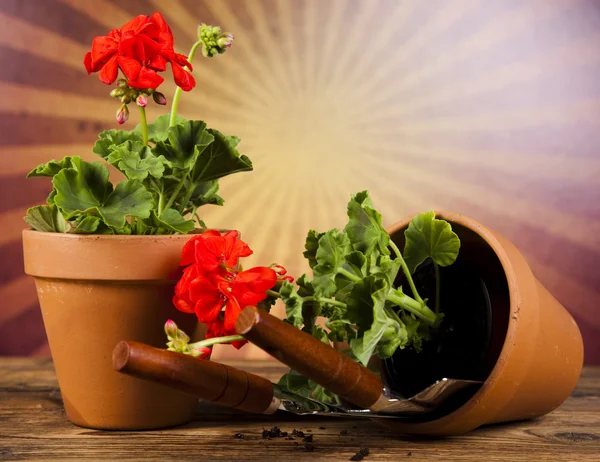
[{"x1": 113, "y1": 339, "x2": 479, "y2": 419}]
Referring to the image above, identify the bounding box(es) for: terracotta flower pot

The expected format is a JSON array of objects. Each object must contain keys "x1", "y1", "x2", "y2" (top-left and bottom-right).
[
  {"x1": 379, "y1": 212, "x2": 584, "y2": 436},
  {"x1": 22, "y1": 230, "x2": 202, "y2": 430}
]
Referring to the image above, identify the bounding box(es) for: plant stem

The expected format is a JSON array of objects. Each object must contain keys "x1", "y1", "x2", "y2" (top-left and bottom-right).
[
  {"x1": 387, "y1": 291, "x2": 436, "y2": 325},
  {"x1": 338, "y1": 267, "x2": 361, "y2": 282},
  {"x1": 434, "y1": 262, "x2": 441, "y2": 315},
  {"x1": 162, "y1": 175, "x2": 187, "y2": 212},
  {"x1": 138, "y1": 106, "x2": 148, "y2": 146},
  {"x1": 389, "y1": 240, "x2": 424, "y2": 304},
  {"x1": 169, "y1": 40, "x2": 203, "y2": 127},
  {"x1": 158, "y1": 192, "x2": 164, "y2": 214},
  {"x1": 189, "y1": 335, "x2": 245, "y2": 349},
  {"x1": 306, "y1": 296, "x2": 347, "y2": 308},
  {"x1": 178, "y1": 180, "x2": 196, "y2": 214}
]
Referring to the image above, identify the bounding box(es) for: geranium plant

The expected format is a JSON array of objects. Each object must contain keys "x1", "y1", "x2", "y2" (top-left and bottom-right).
[
  {"x1": 166, "y1": 191, "x2": 460, "y2": 402},
  {"x1": 23, "y1": 13, "x2": 250, "y2": 235}
]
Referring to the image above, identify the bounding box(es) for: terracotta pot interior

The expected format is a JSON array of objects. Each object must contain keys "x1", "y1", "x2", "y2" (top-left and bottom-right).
[{"x1": 384, "y1": 222, "x2": 510, "y2": 422}]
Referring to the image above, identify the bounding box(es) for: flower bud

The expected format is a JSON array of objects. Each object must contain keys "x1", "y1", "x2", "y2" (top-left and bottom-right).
[
  {"x1": 136, "y1": 94, "x2": 148, "y2": 107},
  {"x1": 164, "y1": 319, "x2": 178, "y2": 338},
  {"x1": 116, "y1": 78, "x2": 127, "y2": 88},
  {"x1": 116, "y1": 104, "x2": 129, "y2": 124},
  {"x1": 152, "y1": 92, "x2": 167, "y2": 105},
  {"x1": 217, "y1": 33, "x2": 234, "y2": 48},
  {"x1": 191, "y1": 346, "x2": 212, "y2": 359},
  {"x1": 121, "y1": 94, "x2": 132, "y2": 104},
  {"x1": 110, "y1": 88, "x2": 125, "y2": 98}
]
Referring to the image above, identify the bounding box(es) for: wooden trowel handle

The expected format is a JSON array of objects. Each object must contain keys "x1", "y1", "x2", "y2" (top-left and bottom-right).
[
  {"x1": 112, "y1": 341, "x2": 279, "y2": 415},
  {"x1": 236, "y1": 306, "x2": 386, "y2": 411}
]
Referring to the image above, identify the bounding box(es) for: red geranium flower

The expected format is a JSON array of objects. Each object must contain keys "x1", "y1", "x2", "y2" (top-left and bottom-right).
[
  {"x1": 206, "y1": 319, "x2": 247, "y2": 350},
  {"x1": 177, "y1": 266, "x2": 277, "y2": 330},
  {"x1": 180, "y1": 230, "x2": 252, "y2": 271},
  {"x1": 84, "y1": 12, "x2": 195, "y2": 91}
]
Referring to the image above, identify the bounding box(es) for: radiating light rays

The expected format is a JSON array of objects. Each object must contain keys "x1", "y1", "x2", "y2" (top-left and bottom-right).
[
  {"x1": 300, "y1": 0, "x2": 318, "y2": 97},
  {"x1": 321, "y1": 0, "x2": 382, "y2": 95},
  {"x1": 244, "y1": 0, "x2": 297, "y2": 99},
  {"x1": 5, "y1": 0, "x2": 600, "y2": 359},
  {"x1": 275, "y1": 0, "x2": 304, "y2": 97},
  {"x1": 0, "y1": 144, "x2": 105, "y2": 178},
  {"x1": 340, "y1": 0, "x2": 572, "y2": 115},
  {"x1": 204, "y1": 1, "x2": 293, "y2": 104},
  {"x1": 0, "y1": 82, "x2": 159, "y2": 122},
  {"x1": 371, "y1": 142, "x2": 600, "y2": 186},
  {"x1": 528, "y1": 258, "x2": 600, "y2": 330},
  {"x1": 385, "y1": 99, "x2": 600, "y2": 133},
  {"x1": 0, "y1": 277, "x2": 37, "y2": 325},
  {"x1": 365, "y1": 153, "x2": 600, "y2": 254},
  {"x1": 312, "y1": 0, "x2": 347, "y2": 93},
  {"x1": 0, "y1": 209, "x2": 30, "y2": 247},
  {"x1": 57, "y1": 0, "x2": 133, "y2": 29},
  {"x1": 149, "y1": 0, "x2": 198, "y2": 42},
  {"x1": 361, "y1": 31, "x2": 600, "y2": 124},
  {"x1": 344, "y1": 0, "x2": 482, "y2": 102},
  {"x1": 0, "y1": 12, "x2": 88, "y2": 70}
]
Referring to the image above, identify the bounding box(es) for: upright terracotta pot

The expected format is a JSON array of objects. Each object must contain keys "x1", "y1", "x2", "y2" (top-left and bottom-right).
[
  {"x1": 380, "y1": 212, "x2": 584, "y2": 436},
  {"x1": 22, "y1": 230, "x2": 202, "y2": 430}
]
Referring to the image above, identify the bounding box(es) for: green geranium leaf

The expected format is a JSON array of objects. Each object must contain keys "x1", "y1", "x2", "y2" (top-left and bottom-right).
[
  {"x1": 373, "y1": 254, "x2": 402, "y2": 287},
  {"x1": 134, "y1": 114, "x2": 185, "y2": 143},
  {"x1": 52, "y1": 160, "x2": 153, "y2": 229},
  {"x1": 69, "y1": 215, "x2": 101, "y2": 234},
  {"x1": 403, "y1": 210, "x2": 460, "y2": 274},
  {"x1": 155, "y1": 120, "x2": 214, "y2": 170},
  {"x1": 347, "y1": 275, "x2": 399, "y2": 365},
  {"x1": 93, "y1": 129, "x2": 141, "y2": 159},
  {"x1": 27, "y1": 157, "x2": 79, "y2": 178},
  {"x1": 190, "y1": 128, "x2": 253, "y2": 182},
  {"x1": 151, "y1": 209, "x2": 195, "y2": 234},
  {"x1": 107, "y1": 141, "x2": 169, "y2": 181},
  {"x1": 312, "y1": 229, "x2": 352, "y2": 298},
  {"x1": 190, "y1": 180, "x2": 224, "y2": 207},
  {"x1": 344, "y1": 190, "x2": 390, "y2": 256},
  {"x1": 334, "y1": 250, "x2": 366, "y2": 302},
  {"x1": 303, "y1": 229, "x2": 324, "y2": 269},
  {"x1": 279, "y1": 280, "x2": 304, "y2": 328},
  {"x1": 23, "y1": 205, "x2": 67, "y2": 232},
  {"x1": 278, "y1": 369, "x2": 311, "y2": 396},
  {"x1": 227, "y1": 135, "x2": 241, "y2": 148}
]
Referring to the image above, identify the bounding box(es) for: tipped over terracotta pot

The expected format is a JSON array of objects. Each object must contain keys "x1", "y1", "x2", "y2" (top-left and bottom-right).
[
  {"x1": 379, "y1": 212, "x2": 584, "y2": 436},
  {"x1": 22, "y1": 230, "x2": 202, "y2": 430}
]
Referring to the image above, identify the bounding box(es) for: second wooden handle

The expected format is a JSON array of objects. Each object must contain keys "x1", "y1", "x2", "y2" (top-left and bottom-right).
[
  {"x1": 112, "y1": 341, "x2": 278, "y2": 415},
  {"x1": 236, "y1": 306, "x2": 386, "y2": 410}
]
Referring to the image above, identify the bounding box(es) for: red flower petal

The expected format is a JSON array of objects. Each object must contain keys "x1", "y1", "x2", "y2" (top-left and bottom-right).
[
  {"x1": 223, "y1": 296, "x2": 242, "y2": 332},
  {"x1": 147, "y1": 54, "x2": 167, "y2": 72},
  {"x1": 223, "y1": 231, "x2": 252, "y2": 267},
  {"x1": 174, "y1": 53, "x2": 192, "y2": 71},
  {"x1": 231, "y1": 267, "x2": 277, "y2": 307},
  {"x1": 117, "y1": 55, "x2": 141, "y2": 80},
  {"x1": 170, "y1": 60, "x2": 196, "y2": 91},
  {"x1": 120, "y1": 15, "x2": 154, "y2": 35},
  {"x1": 98, "y1": 54, "x2": 119, "y2": 84},
  {"x1": 84, "y1": 52, "x2": 93, "y2": 74},
  {"x1": 127, "y1": 67, "x2": 164, "y2": 90},
  {"x1": 188, "y1": 273, "x2": 226, "y2": 323},
  {"x1": 89, "y1": 35, "x2": 119, "y2": 70}
]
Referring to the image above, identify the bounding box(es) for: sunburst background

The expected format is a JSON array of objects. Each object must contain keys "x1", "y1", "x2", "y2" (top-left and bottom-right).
[{"x1": 1, "y1": 0, "x2": 599, "y2": 363}]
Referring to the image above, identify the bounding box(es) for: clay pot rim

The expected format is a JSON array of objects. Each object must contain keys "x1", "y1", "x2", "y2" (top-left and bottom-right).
[
  {"x1": 21, "y1": 228, "x2": 232, "y2": 240},
  {"x1": 386, "y1": 210, "x2": 527, "y2": 428}
]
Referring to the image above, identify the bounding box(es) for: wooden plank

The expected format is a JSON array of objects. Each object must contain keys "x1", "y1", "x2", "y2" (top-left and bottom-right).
[{"x1": 0, "y1": 359, "x2": 598, "y2": 461}]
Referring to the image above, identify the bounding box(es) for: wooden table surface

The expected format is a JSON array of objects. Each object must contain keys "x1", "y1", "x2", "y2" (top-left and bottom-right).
[{"x1": 1, "y1": 358, "x2": 599, "y2": 461}]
